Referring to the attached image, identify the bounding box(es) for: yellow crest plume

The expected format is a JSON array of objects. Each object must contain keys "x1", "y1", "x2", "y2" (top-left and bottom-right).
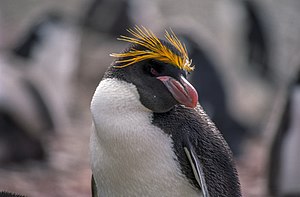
[{"x1": 110, "y1": 26, "x2": 194, "y2": 72}]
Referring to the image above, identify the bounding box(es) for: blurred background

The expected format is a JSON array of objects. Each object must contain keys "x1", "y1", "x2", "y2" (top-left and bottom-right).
[{"x1": 0, "y1": 0, "x2": 299, "y2": 196}]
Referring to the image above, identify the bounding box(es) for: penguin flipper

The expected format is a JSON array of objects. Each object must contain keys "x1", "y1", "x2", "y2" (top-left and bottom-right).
[
  {"x1": 183, "y1": 140, "x2": 210, "y2": 197},
  {"x1": 91, "y1": 174, "x2": 98, "y2": 197}
]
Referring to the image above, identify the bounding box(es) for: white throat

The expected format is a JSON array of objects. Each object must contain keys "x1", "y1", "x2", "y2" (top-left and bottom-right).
[{"x1": 90, "y1": 78, "x2": 200, "y2": 197}]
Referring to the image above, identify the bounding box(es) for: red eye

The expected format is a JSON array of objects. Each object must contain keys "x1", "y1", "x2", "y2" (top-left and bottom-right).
[{"x1": 150, "y1": 67, "x2": 159, "y2": 76}]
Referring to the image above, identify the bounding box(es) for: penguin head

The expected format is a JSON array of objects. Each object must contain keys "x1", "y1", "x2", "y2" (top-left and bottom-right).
[{"x1": 106, "y1": 27, "x2": 198, "y2": 113}]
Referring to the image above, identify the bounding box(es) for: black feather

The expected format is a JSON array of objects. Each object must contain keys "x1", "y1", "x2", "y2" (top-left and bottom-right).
[{"x1": 153, "y1": 105, "x2": 241, "y2": 197}]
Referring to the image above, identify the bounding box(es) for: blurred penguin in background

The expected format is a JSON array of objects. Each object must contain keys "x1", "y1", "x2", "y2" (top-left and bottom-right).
[
  {"x1": 242, "y1": 0, "x2": 272, "y2": 82},
  {"x1": 180, "y1": 34, "x2": 249, "y2": 157},
  {"x1": 0, "y1": 13, "x2": 58, "y2": 164},
  {"x1": 0, "y1": 10, "x2": 78, "y2": 164},
  {"x1": 82, "y1": 0, "x2": 133, "y2": 37},
  {"x1": 0, "y1": 60, "x2": 49, "y2": 164},
  {"x1": 12, "y1": 12, "x2": 62, "y2": 60},
  {"x1": 268, "y1": 66, "x2": 300, "y2": 197}
]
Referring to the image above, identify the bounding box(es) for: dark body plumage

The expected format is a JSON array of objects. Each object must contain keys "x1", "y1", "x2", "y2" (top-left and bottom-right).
[
  {"x1": 153, "y1": 105, "x2": 241, "y2": 196},
  {"x1": 181, "y1": 34, "x2": 248, "y2": 156}
]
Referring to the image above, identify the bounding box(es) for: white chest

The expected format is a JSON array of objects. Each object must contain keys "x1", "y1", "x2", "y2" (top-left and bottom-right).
[{"x1": 90, "y1": 78, "x2": 200, "y2": 197}]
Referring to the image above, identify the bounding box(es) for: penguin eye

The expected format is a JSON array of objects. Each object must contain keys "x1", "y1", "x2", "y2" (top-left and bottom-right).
[
  {"x1": 144, "y1": 60, "x2": 164, "y2": 77},
  {"x1": 150, "y1": 67, "x2": 159, "y2": 76}
]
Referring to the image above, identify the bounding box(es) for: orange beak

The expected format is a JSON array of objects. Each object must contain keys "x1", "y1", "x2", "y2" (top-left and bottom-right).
[{"x1": 157, "y1": 75, "x2": 198, "y2": 108}]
